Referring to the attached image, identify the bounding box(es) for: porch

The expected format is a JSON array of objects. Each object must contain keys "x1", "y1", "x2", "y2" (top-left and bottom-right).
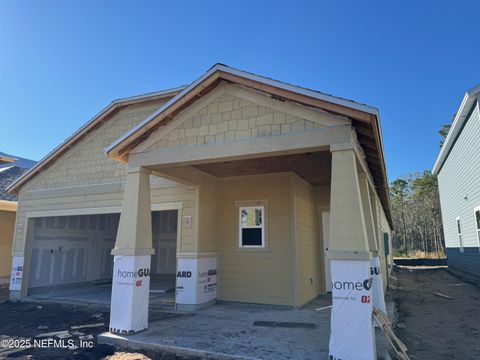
[{"x1": 99, "y1": 297, "x2": 394, "y2": 360}]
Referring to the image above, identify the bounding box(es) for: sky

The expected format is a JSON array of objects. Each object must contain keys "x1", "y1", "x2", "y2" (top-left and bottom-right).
[{"x1": 0, "y1": 0, "x2": 478, "y2": 182}]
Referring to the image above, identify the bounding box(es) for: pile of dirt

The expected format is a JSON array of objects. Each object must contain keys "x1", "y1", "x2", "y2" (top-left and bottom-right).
[{"x1": 0, "y1": 302, "x2": 203, "y2": 360}]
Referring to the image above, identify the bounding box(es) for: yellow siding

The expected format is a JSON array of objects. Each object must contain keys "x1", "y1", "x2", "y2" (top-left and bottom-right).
[
  {"x1": 219, "y1": 173, "x2": 294, "y2": 306},
  {"x1": 198, "y1": 175, "x2": 219, "y2": 253},
  {"x1": 13, "y1": 185, "x2": 196, "y2": 255},
  {"x1": 145, "y1": 93, "x2": 326, "y2": 152},
  {"x1": 0, "y1": 210, "x2": 15, "y2": 277},
  {"x1": 25, "y1": 99, "x2": 169, "y2": 191},
  {"x1": 293, "y1": 175, "x2": 321, "y2": 305},
  {"x1": 12, "y1": 97, "x2": 197, "y2": 256}
]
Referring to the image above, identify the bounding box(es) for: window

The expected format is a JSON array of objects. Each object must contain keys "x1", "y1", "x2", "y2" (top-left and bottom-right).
[
  {"x1": 456, "y1": 217, "x2": 464, "y2": 252},
  {"x1": 239, "y1": 206, "x2": 265, "y2": 247},
  {"x1": 475, "y1": 207, "x2": 480, "y2": 248}
]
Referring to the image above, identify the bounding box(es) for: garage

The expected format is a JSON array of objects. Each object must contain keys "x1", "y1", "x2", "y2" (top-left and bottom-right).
[{"x1": 27, "y1": 210, "x2": 178, "y2": 308}]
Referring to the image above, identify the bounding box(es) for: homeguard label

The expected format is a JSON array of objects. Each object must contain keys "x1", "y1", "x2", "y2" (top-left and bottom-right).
[
  {"x1": 9, "y1": 256, "x2": 24, "y2": 291},
  {"x1": 109, "y1": 255, "x2": 151, "y2": 334},
  {"x1": 329, "y1": 259, "x2": 376, "y2": 360},
  {"x1": 176, "y1": 257, "x2": 217, "y2": 305},
  {"x1": 116, "y1": 267, "x2": 150, "y2": 287}
]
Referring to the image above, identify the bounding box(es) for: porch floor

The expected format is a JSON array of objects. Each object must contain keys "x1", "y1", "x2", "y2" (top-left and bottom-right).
[
  {"x1": 98, "y1": 296, "x2": 393, "y2": 360},
  {"x1": 27, "y1": 274, "x2": 176, "y2": 309}
]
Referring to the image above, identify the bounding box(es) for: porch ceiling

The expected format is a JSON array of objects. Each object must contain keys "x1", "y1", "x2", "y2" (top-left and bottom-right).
[{"x1": 194, "y1": 151, "x2": 331, "y2": 185}]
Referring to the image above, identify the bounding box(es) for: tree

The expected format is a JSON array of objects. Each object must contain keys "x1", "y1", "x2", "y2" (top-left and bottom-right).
[{"x1": 390, "y1": 172, "x2": 444, "y2": 257}]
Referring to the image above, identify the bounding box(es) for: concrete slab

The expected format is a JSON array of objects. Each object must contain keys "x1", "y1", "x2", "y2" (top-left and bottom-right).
[
  {"x1": 99, "y1": 296, "x2": 394, "y2": 360},
  {"x1": 26, "y1": 275, "x2": 175, "y2": 310}
]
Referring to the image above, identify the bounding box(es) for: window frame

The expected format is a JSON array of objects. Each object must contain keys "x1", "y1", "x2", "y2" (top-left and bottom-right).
[
  {"x1": 474, "y1": 206, "x2": 480, "y2": 251},
  {"x1": 456, "y1": 216, "x2": 464, "y2": 253},
  {"x1": 238, "y1": 205, "x2": 265, "y2": 248}
]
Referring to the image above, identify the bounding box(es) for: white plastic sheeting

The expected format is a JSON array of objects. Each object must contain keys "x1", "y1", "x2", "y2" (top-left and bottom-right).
[
  {"x1": 370, "y1": 256, "x2": 386, "y2": 313},
  {"x1": 9, "y1": 256, "x2": 24, "y2": 291},
  {"x1": 109, "y1": 255, "x2": 151, "y2": 334},
  {"x1": 176, "y1": 257, "x2": 217, "y2": 306},
  {"x1": 329, "y1": 259, "x2": 376, "y2": 360}
]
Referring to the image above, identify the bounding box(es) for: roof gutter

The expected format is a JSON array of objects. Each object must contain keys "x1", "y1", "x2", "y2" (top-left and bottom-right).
[{"x1": 432, "y1": 84, "x2": 480, "y2": 175}]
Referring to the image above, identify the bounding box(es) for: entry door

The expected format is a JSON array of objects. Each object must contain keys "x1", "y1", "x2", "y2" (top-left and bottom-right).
[{"x1": 322, "y1": 211, "x2": 331, "y2": 292}]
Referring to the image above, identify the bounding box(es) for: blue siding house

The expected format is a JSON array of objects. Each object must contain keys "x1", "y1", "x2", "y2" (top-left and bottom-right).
[{"x1": 433, "y1": 85, "x2": 480, "y2": 276}]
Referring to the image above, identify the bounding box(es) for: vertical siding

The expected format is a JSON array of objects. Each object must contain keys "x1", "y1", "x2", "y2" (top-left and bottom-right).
[
  {"x1": 293, "y1": 175, "x2": 321, "y2": 305},
  {"x1": 438, "y1": 103, "x2": 480, "y2": 251},
  {"x1": 219, "y1": 173, "x2": 294, "y2": 306}
]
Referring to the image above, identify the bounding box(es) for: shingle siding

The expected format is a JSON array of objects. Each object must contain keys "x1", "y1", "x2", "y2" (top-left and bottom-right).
[
  {"x1": 446, "y1": 247, "x2": 480, "y2": 276},
  {"x1": 438, "y1": 101, "x2": 480, "y2": 252}
]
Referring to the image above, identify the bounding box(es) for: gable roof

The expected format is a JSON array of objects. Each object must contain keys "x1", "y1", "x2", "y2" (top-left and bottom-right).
[
  {"x1": 0, "y1": 166, "x2": 30, "y2": 201},
  {"x1": 7, "y1": 86, "x2": 186, "y2": 194},
  {"x1": 105, "y1": 63, "x2": 392, "y2": 227},
  {"x1": 432, "y1": 84, "x2": 480, "y2": 175},
  {"x1": 106, "y1": 64, "x2": 381, "y2": 159},
  {"x1": 0, "y1": 151, "x2": 37, "y2": 170}
]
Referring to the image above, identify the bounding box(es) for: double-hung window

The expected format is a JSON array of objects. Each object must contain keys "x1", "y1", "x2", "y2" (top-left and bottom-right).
[
  {"x1": 456, "y1": 217, "x2": 464, "y2": 253},
  {"x1": 239, "y1": 206, "x2": 265, "y2": 248}
]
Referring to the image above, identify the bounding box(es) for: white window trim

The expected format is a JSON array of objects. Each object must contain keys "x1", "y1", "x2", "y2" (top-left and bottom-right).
[
  {"x1": 474, "y1": 206, "x2": 480, "y2": 251},
  {"x1": 239, "y1": 205, "x2": 265, "y2": 248},
  {"x1": 456, "y1": 216, "x2": 464, "y2": 253}
]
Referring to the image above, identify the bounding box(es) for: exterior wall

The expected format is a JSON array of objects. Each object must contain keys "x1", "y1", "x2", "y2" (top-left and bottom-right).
[
  {"x1": 218, "y1": 173, "x2": 294, "y2": 306},
  {"x1": 197, "y1": 174, "x2": 219, "y2": 253},
  {"x1": 438, "y1": 102, "x2": 480, "y2": 275},
  {"x1": 292, "y1": 174, "x2": 321, "y2": 305},
  {"x1": 0, "y1": 210, "x2": 15, "y2": 278},
  {"x1": 445, "y1": 247, "x2": 480, "y2": 275},
  {"x1": 376, "y1": 196, "x2": 392, "y2": 286},
  {"x1": 10, "y1": 97, "x2": 200, "y2": 297},
  {"x1": 142, "y1": 93, "x2": 329, "y2": 153}
]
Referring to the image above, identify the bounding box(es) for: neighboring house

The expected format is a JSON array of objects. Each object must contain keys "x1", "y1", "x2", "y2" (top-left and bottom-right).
[
  {"x1": 433, "y1": 84, "x2": 480, "y2": 276},
  {"x1": 0, "y1": 152, "x2": 36, "y2": 282},
  {"x1": 7, "y1": 64, "x2": 392, "y2": 335}
]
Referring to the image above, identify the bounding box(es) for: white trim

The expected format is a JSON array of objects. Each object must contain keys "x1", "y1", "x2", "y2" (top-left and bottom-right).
[
  {"x1": 432, "y1": 85, "x2": 480, "y2": 174},
  {"x1": 25, "y1": 202, "x2": 183, "y2": 218},
  {"x1": 26, "y1": 207, "x2": 122, "y2": 218},
  {"x1": 474, "y1": 206, "x2": 480, "y2": 250},
  {"x1": 238, "y1": 205, "x2": 265, "y2": 248},
  {"x1": 151, "y1": 202, "x2": 184, "y2": 211},
  {"x1": 105, "y1": 64, "x2": 379, "y2": 155},
  {"x1": 456, "y1": 216, "x2": 464, "y2": 252}
]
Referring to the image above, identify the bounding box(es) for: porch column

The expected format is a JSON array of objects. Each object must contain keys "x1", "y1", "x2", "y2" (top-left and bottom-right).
[
  {"x1": 359, "y1": 173, "x2": 386, "y2": 314},
  {"x1": 328, "y1": 145, "x2": 376, "y2": 360},
  {"x1": 109, "y1": 166, "x2": 154, "y2": 334}
]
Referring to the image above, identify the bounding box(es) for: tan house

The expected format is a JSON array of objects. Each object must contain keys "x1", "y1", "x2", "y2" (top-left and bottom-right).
[
  {"x1": 0, "y1": 153, "x2": 36, "y2": 283},
  {"x1": 7, "y1": 64, "x2": 392, "y2": 338}
]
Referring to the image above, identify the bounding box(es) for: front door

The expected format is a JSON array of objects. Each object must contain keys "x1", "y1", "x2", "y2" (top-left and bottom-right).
[{"x1": 322, "y1": 211, "x2": 331, "y2": 292}]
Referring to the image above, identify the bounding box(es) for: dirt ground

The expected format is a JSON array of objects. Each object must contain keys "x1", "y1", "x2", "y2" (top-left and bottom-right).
[
  {"x1": 0, "y1": 301, "x2": 202, "y2": 360},
  {"x1": 393, "y1": 266, "x2": 480, "y2": 360}
]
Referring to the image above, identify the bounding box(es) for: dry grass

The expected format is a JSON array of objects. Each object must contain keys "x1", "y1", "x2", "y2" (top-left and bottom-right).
[{"x1": 393, "y1": 250, "x2": 445, "y2": 259}]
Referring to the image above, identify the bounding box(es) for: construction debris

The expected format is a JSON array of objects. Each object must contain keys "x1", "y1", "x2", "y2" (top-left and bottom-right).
[
  {"x1": 373, "y1": 308, "x2": 410, "y2": 360},
  {"x1": 36, "y1": 330, "x2": 70, "y2": 338},
  {"x1": 315, "y1": 305, "x2": 332, "y2": 311},
  {"x1": 70, "y1": 322, "x2": 104, "y2": 330},
  {"x1": 434, "y1": 292, "x2": 453, "y2": 300}
]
